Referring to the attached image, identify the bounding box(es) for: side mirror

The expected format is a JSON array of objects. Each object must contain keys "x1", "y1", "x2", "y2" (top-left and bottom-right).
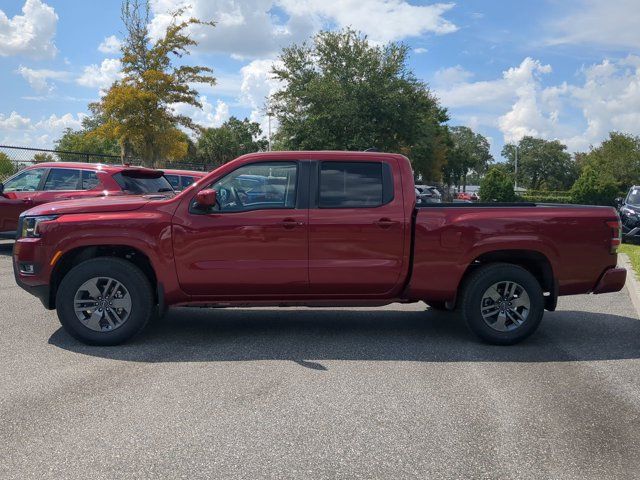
[
  {"x1": 195, "y1": 188, "x2": 217, "y2": 208},
  {"x1": 0, "y1": 182, "x2": 4, "y2": 195},
  {"x1": 615, "y1": 197, "x2": 623, "y2": 207}
]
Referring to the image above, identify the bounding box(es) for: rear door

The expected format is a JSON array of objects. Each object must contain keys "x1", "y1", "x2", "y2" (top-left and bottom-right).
[{"x1": 308, "y1": 159, "x2": 406, "y2": 295}]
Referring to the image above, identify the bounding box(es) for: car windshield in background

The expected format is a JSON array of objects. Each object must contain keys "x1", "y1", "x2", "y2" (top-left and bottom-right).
[
  {"x1": 112, "y1": 172, "x2": 174, "y2": 194},
  {"x1": 627, "y1": 189, "x2": 640, "y2": 205}
]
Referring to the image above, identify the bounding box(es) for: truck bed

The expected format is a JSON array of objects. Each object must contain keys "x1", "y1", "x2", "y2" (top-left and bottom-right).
[{"x1": 406, "y1": 203, "x2": 620, "y2": 304}]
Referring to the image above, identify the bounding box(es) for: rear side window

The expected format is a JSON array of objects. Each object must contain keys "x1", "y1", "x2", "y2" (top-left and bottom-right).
[
  {"x1": 43, "y1": 168, "x2": 81, "y2": 191},
  {"x1": 319, "y1": 162, "x2": 388, "y2": 208},
  {"x1": 81, "y1": 170, "x2": 100, "y2": 190}
]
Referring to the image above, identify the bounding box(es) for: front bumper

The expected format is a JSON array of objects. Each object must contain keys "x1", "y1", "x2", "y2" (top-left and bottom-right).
[
  {"x1": 593, "y1": 267, "x2": 627, "y2": 294},
  {"x1": 12, "y1": 238, "x2": 54, "y2": 309}
]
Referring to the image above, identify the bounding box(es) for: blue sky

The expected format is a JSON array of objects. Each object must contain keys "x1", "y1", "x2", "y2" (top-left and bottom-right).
[{"x1": 1, "y1": 0, "x2": 639, "y2": 161}]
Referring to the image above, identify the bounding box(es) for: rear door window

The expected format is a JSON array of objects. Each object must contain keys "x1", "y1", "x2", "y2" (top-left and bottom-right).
[
  {"x1": 43, "y1": 168, "x2": 81, "y2": 191},
  {"x1": 319, "y1": 162, "x2": 384, "y2": 208}
]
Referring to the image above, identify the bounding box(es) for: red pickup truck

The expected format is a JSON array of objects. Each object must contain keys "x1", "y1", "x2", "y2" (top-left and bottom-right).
[{"x1": 13, "y1": 151, "x2": 626, "y2": 346}]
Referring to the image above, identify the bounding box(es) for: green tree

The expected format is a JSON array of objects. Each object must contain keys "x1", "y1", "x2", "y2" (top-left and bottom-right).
[
  {"x1": 32, "y1": 153, "x2": 55, "y2": 163},
  {"x1": 92, "y1": 0, "x2": 216, "y2": 166},
  {"x1": 55, "y1": 115, "x2": 121, "y2": 157},
  {"x1": 270, "y1": 28, "x2": 449, "y2": 180},
  {"x1": 443, "y1": 126, "x2": 493, "y2": 191},
  {"x1": 0, "y1": 152, "x2": 15, "y2": 179},
  {"x1": 570, "y1": 165, "x2": 619, "y2": 205},
  {"x1": 196, "y1": 117, "x2": 268, "y2": 165},
  {"x1": 479, "y1": 167, "x2": 516, "y2": 202},
  {"x1": 502, "y1": 137, "x2": 578, "y2": 190},
  {"x1": 577, "y1": 132, "x2": 640, "y2": 190}
]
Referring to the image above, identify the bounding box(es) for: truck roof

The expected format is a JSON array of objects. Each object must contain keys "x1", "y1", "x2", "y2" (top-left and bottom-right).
[{"x1": 235, "y1": 151, "x2": 407, "y2": 162}]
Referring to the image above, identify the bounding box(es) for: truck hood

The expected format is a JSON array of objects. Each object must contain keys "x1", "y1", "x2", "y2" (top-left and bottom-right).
[{"x1": 22, "y1": 195, "x2": 157, "y2": 217}]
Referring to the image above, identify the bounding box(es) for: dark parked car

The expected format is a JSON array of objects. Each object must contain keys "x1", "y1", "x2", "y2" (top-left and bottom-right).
[{"x1": 616, "y1": 186, "x2": 640, "y2": 241}]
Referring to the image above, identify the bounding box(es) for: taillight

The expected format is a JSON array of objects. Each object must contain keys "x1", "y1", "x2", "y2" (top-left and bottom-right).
[{"x1": 607, "y1": 219, "x2": 621, "y2": 254}]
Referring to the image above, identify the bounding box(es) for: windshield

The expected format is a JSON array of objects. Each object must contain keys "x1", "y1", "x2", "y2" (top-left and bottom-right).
[
  {"x1": 112, "y1": 172, "x2": 174, "y2": 194},
  {"x1": 627, "y1": 188, "x2": 640, "y2": 205}
]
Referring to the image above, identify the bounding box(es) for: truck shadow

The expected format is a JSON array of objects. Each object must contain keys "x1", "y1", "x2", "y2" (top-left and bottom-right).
[
  {"x1": 0, "y1": 242, "x2": 13, "y2": 257},
  {"x1": 48, "y1": 307, "x2": 640, "y2": 367}
]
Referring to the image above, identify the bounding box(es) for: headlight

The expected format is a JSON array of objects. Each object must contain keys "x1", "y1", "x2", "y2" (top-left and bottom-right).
[
  {"x1": 19, "y1": 215, "x2": 58, "y2": 238},
  {"x1": 622, "y1": 207, "x2": 636, "y2": 216}
]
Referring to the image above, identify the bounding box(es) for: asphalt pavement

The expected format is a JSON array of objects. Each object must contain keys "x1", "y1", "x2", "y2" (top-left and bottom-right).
[{"x1": 1, "y1": 239, "x2": 640, "y2": 479}]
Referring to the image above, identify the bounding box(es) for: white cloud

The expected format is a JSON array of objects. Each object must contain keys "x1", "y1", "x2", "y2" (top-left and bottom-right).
[
  {"x1": 76, "y1": 58, "x2": 123, "y2": 92},
  {"x1": 148, "y1": 0, "x2": 457, "y2": 58},
  {"x1": 98, "y1": 35, "x2": 122, "y2": 54},
  {"x1": 549, "y1": 0, "x2": 640, "y2": 50},
  {"x1": 172, "y1": 97, "x2": 230, "y2": 128},
  {"x1": 0, "y1": 111, "x2": 86, "y2": 147},
  {"x1": 16, "y1": 65, "x2": 70, "y2": 92},
  {"x1": 436, "y1": 55, "x2": 640, "y2": 153},
  {"x1": 414, "y1": 47, "x2": 428, "y2": 54},
  {"x1": 0, "y1": 111, "x2": 32, "y2": 130},
  {"x1": 239, "y1": 58, "x2": 283, "y2": 133},
  {"x1": 279, "y1": 0, "x2": 457, "y2": 42},
  {"x1": 0, "y1": 0, "x2": 58, "y2": 58},
  {"x1": 433, "y1": 65, "x2": 473, "y2": 86}
]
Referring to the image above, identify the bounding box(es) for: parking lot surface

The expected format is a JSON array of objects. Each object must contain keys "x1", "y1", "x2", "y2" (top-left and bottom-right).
[{"x1": 1, "y1": 240, "x2": 640, "y2": 479}]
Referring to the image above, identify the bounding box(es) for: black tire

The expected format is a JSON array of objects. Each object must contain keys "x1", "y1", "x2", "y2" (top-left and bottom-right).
[
  {"x1": 56, "y1": 257, "x2": 154, "y2": 346},
  {"x1": 459, "y1": 263, "x2": 544, "y2": 345},
  {"x1": 426, "y1": 301, "x2": 448, "y2": 311}
]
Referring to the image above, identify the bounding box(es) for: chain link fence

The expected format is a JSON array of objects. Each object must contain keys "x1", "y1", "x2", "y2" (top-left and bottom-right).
[{"x1": 0, "y1": 145, "x2": 216, "y2": 182}]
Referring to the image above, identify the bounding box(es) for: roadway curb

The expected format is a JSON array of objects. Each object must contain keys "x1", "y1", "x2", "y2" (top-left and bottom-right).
[{"x1": 618, "y1": 253, "x2": 640, "y2": 318}]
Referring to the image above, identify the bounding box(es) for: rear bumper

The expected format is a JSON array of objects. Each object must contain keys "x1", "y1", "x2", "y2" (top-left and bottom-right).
[{"x1": 593, "y1": 267, "x2": 627, "y2": 294}]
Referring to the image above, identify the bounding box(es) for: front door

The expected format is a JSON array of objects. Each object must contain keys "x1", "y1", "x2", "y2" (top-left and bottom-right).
[{"x1": 173, "y1": 161, "x2": 309, "y2": 296}]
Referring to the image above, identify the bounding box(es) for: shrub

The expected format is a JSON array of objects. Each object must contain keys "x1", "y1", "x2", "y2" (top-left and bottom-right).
[
  {"x1": 0, "y1": 152, "x2": 15, "y2": 180},
  {"x1": 520, "y1": 191, "x2": 573, "y2": 204},
  {"x1": 570, "y1": 165, "x2": 619, "y2": 205},
  {"x1": 479, "y1": 167, "x2": 516, "y2": 202}
]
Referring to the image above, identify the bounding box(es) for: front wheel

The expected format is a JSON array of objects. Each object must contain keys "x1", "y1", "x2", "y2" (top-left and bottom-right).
[
  {"x1": 459, "y1": 263, "x2": 544, "y2": 345},
  {"x1": 56, "y1": 257, "x2": 154, "y2": 345}
]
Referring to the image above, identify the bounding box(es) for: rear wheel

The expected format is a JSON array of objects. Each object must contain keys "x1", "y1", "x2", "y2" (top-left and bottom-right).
[
  {"x1": 56, "y1": 257, "x2": 154, "y2": 345},
  {"x1": 459, "y1": 263, "x2": 544, "y2": 345}
]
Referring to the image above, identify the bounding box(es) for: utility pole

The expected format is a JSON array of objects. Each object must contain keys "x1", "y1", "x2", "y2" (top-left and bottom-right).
[
  {"x1": 514, "y1": 144, "x2": 519, "y2": 191},
  {"x1": 268, "y1": 112, "x2": 272, "y2": 152}
]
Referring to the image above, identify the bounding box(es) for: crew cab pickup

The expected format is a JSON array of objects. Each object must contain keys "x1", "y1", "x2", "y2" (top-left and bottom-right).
[{"x1": 13, "y1": 151, "x2": 626, "y2": 346}]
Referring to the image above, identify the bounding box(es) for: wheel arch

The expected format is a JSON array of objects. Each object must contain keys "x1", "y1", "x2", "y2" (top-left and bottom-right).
[
  {"x1": 457, "y1": 249, "x2": 557, "y2": 311},
  {"x1": 49, "y1": 245, "x2": 159, "y2": 309}
]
